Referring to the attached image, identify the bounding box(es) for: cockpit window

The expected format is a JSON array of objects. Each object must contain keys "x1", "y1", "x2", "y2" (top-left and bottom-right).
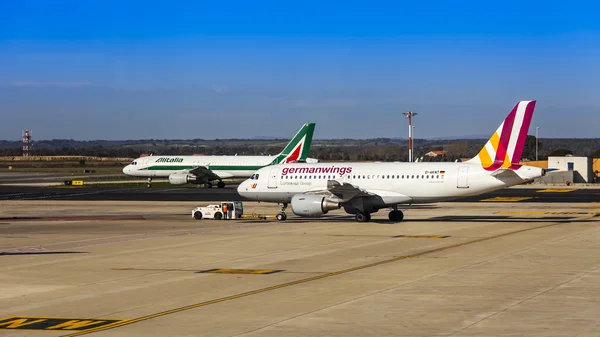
[{"x1": 250, "y1": 174, "x2": 259, "y2": 180}]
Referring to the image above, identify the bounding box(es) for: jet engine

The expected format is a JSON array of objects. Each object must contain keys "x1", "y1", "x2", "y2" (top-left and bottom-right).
[
  {"x1": 168, "y1": 172, "x2": 195, "y2": 185},
  {"x1": 291, "y1": 194, "x2": 340, "y2": 217}
]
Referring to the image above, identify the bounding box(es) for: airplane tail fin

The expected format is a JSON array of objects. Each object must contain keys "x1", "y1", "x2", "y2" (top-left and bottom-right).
[
  {"x1": 467, "y1": 101, "x2": 536, "y2": 171},
  {"x1": 271, "y1": 123, "x2": 316, "y2": 164}
]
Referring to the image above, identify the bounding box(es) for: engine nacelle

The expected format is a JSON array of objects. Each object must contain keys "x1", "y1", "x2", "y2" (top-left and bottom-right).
[
  {"x1": 291, "y1": 194, "x2": 340, "y2": 217},
  {"x1": 168, "y1": 172, "x2": 195, "y2": 185}
]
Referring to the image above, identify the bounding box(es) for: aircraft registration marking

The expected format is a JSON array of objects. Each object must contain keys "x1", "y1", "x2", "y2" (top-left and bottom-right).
[
  {"x1": 480, "y1": 197, "x2": 533, "y2": 202},
  {"x1": 0, "y1": 317, "x2": 128, "y2": 331}
]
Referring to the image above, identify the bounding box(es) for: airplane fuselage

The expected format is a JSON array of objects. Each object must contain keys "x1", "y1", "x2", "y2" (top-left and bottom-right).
[
  {"x1": 238, "y1": 162, "x2": 543, "y2": 204},
  {"x1": 123, "y1": 155, "x2": 278, "y2": 179}
]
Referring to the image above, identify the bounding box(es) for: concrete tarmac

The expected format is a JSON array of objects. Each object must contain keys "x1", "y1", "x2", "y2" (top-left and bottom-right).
[
  {"x1": 1, "y1": 200, "x2": 599, "y2": 336},
  {"x1": 1, "y1": 185, "x2": 599, "y2": 202}
]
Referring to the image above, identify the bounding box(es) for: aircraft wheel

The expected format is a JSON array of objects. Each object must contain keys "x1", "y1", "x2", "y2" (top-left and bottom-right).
[
  {"x1": 147, "y1": 183, "x2": 152, "y2": 188},
  {"x1": 276, "y1": 213, "x2": 287, "y2": 221},
  {"x1": 355, "y1": 212, "x2": 370, "y2": 222},
  {"x1": 193, "y1": 211, "x2": 203, "y2": 220},
  {"x1": 217, "y1": 181, "x2": 225, "y2": 188},
  {"x1": 214, "y1": 212, "x2": 222, "y2": 220},
  {"x1": 206, "y1": 183, "x2": 213, "y2": 188},
  {"x1": 388, "y1": 210, "x2": 404, "y2": 222}
]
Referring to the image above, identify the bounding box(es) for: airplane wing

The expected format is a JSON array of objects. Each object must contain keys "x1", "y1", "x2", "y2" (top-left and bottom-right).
[
  {"x1": 306, "y1": 180, "x2": 412, "y2": 205},
  {"x1": 327, "y1": 180, "x2": 373, "y2": 200},
  {"x1": 185, "y1": 166, "x2": 234, "y2": 180}
]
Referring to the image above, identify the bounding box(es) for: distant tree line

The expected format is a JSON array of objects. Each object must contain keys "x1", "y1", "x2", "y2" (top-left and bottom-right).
[{"x1": 1, "y1": 137, "x2": 599, "y2": 161}]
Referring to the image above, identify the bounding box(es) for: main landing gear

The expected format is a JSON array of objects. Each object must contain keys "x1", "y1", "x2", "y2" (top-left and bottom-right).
[
  {"x1": 147, "y1": 177, "x2": 152, "y2": 188},
  {"x1": 354, "y1": 209, "x2": 404, "y2": 222},
  {"x1": 355, "y1": 212, "x2": 371, "y2": 222},
  {"x1": 276, "y1": 203, "x2": 288, "y2": 221},
  {"x1": 204, "y1": 181, "x2": 226, "y2": 188}
]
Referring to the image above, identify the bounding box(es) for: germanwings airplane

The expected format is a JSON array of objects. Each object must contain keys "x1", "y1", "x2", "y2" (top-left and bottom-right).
[
  {"x1": 238, "y1": 101, "x2": 544, "y2": 222},
  {"x1": 123, "y1": 123, "x2": 316, "y2": 188}
]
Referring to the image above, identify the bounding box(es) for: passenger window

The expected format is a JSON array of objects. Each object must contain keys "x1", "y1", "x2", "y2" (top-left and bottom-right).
[
  {"x1": 387, "y1": 175, "x2": 390, "y2": 179},
  {"x1": 426, "y1": 175, "x2": 429, "y2": 179},
  {"x1": 402, "y1": 175, "x2": 405, "y2": 179},
  {"x1": 436, "y1": 175, "x2": 439, "y2": 179},
  {"x1": 422, "y1": 175, "x2": 424, "y2": 179},
  {"x1": 411, "y1": 175, "x2": 414, "y2": 179}
]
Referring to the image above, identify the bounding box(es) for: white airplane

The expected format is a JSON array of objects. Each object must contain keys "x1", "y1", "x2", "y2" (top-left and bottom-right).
[
  {"x1": 123, "y1": 123, "x2": 316, "y2": 188},
  {"x1": 238, "y1": 101, "x2": 545, "y2": 222}
]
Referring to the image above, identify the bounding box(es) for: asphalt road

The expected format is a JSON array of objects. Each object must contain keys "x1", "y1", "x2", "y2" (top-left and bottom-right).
[{"x1": 0, "y1": 185, "x2": 599, "y2": 202}]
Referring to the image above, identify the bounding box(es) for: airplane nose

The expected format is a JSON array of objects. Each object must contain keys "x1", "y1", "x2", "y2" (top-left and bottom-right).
[
  {"x1": 237, "y1": 181, "x2": 247, "y2": 195},
  {"x1": 122, "y1": 165, "x2": 129, "y2": 174}
]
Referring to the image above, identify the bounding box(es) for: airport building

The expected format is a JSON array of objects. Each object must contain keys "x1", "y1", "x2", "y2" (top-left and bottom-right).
[{"x1": 524, "y1": 156, "x2": 598, "y2": 184}]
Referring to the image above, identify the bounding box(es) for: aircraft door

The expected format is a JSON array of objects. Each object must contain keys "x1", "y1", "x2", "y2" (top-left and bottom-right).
[
  {"x1": 343, "y1": 172, "x2": 353, "y2": 184},
  {"x1": 457, "y1": 166, "x2": 469, "y2": 188},
  {"x1": 267, "y1": 167, "x2": 279, "y2": 189}
]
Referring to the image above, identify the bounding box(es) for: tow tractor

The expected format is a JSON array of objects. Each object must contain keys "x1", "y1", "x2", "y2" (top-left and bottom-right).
[{"x1": 192, "y1": 201, "x2": 243, "y2": 220}]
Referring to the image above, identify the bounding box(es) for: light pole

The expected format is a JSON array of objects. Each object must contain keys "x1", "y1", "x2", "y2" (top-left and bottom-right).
[
  {"x1": 412, "y1": 125, "x2": 416, "y2": 161},
  {"x1": 403, "y1": 111, "x2": 418, "y2": 162},
  {"x1": 536, "y1": 126, "x2": 539, "y2": 161}
]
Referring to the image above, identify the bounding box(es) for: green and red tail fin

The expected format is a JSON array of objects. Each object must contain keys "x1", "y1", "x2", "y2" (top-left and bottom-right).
[{"x1": 271, "y1": 123, "x2": 316, "y2": 164}]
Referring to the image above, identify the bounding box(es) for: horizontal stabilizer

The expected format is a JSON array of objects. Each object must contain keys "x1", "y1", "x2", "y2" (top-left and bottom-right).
[{"x1": 491, "y1": 169, "x2": 525, "y2": 185}]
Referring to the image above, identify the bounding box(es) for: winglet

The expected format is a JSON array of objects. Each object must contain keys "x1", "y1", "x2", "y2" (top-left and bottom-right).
[
  {"x1": 468, "y1": 101, "x2": 536, "y2": 171},
  {"x1": 271, "y1": 123, "x2": 316, "y2": 164}
]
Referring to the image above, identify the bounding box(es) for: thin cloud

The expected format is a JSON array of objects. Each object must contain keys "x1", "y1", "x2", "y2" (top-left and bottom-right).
[
  {"x1": 210, "y1": 84, "x2": 229, "y2": 93},
  {"x1": 289, "y1": 98, "x2": 361, "y2": 108},
  {"x1": 10, "y1": 81, "x2": 92, "y2": 88}
]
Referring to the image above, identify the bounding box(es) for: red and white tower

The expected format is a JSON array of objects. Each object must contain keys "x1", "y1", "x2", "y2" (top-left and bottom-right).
[
  {"x1": 22, "y1": 129, "x2": 32, "y2": 157},
  {"x1": 402, "y1": 112, "x2": 417, "y2": 162}
]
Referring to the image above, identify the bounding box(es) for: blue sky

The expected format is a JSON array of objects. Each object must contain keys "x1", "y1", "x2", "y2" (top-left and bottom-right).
[{"x1": 1, "y1": 0, "x2": 599, "y2": 140}]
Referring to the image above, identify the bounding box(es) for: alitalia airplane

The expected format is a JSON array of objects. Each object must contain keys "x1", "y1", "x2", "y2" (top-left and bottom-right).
[
  {"x1": 123, "y1": 123, "x2": 316, "y2": 188},
  {"x1": 238, "y1": 101, "x2": 545, "y2": 222}
]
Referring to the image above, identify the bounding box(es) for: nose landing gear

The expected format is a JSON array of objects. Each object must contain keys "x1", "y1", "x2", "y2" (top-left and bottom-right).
[{"x1": 276, "y1": 203, "x2": 288, "y2": 221}]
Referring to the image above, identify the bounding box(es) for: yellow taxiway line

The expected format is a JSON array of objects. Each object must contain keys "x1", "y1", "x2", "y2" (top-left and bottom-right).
[{"x1": 61, "y1": 221, "x2": 568, "y2": 337}]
